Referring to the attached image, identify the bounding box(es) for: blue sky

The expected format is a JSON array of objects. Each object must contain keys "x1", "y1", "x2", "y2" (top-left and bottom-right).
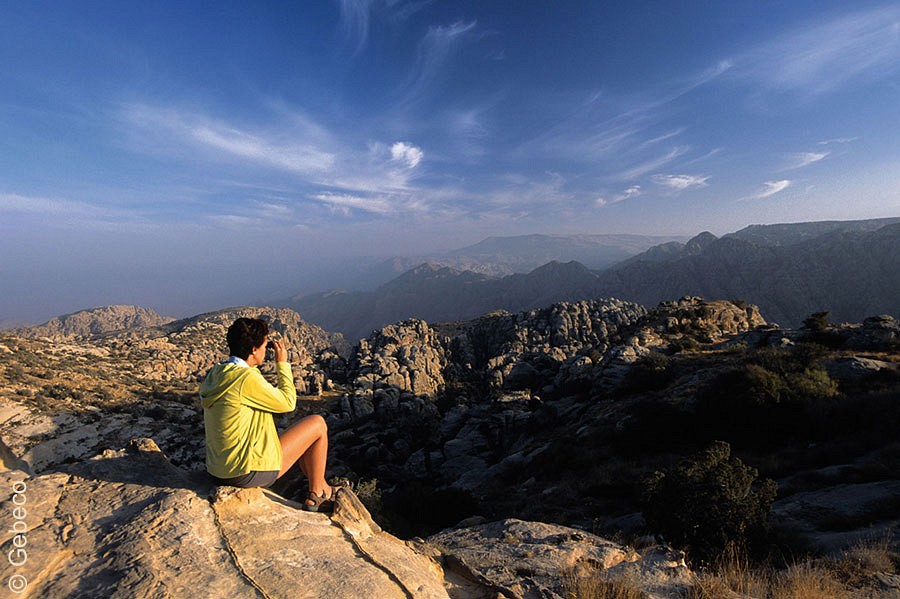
[{"x1": 2, "y1": 1, "x2": 900, "y2": 323}]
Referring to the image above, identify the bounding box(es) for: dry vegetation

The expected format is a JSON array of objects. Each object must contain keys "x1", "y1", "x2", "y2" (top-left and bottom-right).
[{"x1": 563, "y1": 536, "x2": 899, "y2": 598}]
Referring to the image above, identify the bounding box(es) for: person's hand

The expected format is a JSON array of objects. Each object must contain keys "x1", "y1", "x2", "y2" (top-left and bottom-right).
[{"x1": 272, "y1": 339, "x2": 289, "y2": 363}]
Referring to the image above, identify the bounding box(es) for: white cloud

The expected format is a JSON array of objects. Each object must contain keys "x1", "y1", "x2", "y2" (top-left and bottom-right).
[
  {"x1": 337, "y1": 0, "x2": 377, "y2": 54},
  {"x1": 0, "y1": 192, "x2": 142, "y2": 224},
  {"x1": 783, "y1": 151, "x2": 829, "y2": 170},
  {"x1": 310, "y1": 192, "x2": 393, "y2": 215},
  {"x1": 652, "y1": 174, "x2": 709, "y2": 190},
  {"x1": 390, "y1": 141, "x2": 424, "y2": 168},
  {"x1": 401, "y1": 20, "x2": 478, "y2": 105},
  {"x1": 122, "y1": 105, "x2": 335, "y2": 176},
  {"x1": 1, "y1": 192, "x2": 93, "y2": 216},
  {"x1": 818, "y1": 137, "x2": 860, "y2": 145},
  {"x1": 597, "y1": 185, "x2": 642, "y2": 206},
  {"x1": 191, "y1": 125, "x2": 335, "y2": 175},
  {"x1": 614, "y1": 146, "x2": 690, "y2": 181},
  {"x1": 742, "y1": 6, "x2": 900, "y2": 96},
  {"x1": 739, "y1": 180, "x2": 791, "y2": 201}
]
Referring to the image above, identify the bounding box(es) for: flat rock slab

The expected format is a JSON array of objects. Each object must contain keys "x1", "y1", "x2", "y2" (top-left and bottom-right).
[
  {"x1": 212, "y1": 486, "x2": 448, "y2": 599},
  {"x1": 0, "y1": 438, "x2": 448, "y2": 599},
  {"x1": 428, "y1": 518, "x2": 634, "y2": 599}
]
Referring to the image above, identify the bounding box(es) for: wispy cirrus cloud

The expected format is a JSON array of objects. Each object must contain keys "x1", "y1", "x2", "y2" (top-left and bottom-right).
[
  {"x1": 122, "y1": 104, "x2": 336, "y2": 176},
  {"x1": 613, "y1": 146, "x2": 690, "y2": 182},
  {"x1": 336, "y1": 0, "x2": 433, "y2": 54},
  {"x1": 400, "y1": 20, "x2": 478, "y2": 105},
  {"x1": 596, "y1": 185, "x2": 642, "y2": 206},
  {"x1": 652, "y1": 174, "x2": 709, "y2": 190},
  {"x1": 782, "y1": 151, "x2": 829, "y2": 170},
  {"x1": 818, "y1": 137, "x2": 860, "y2": 146},
  {"x1": 336, "y1": 0, "x2": 378, "y2": 55},
  {"x1": 192, "y1": 125, "x2": 336, "y2": 175},
  {"x1": 738, "y1": 179, "x2": 791, "y2": 201},
  {"x1": 740, "y1": 6, "x2": 900, "y2": 96},
  {"x1": 515, "y1": 60, "x2": 729, "y2": 180},
  {"x1": 121, "y1": 103, "x2": 433, "y2": 216},
  {"x1": 310, "y1": 192, "x2": 393, "y2": 215},
  {"x1": 0, "y1": 191, "x2": 143, "y2": 223}
]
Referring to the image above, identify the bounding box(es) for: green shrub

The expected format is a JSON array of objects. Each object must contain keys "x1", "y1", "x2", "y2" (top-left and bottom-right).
[
  {"x1": 641, "y1": 441, "x2": 777, "y2": 565},
  {"x1": 355, "y1": 478, "x2": 383, "y2": 520},
  {"x1": 619, "y1": 352, "x2": 674, "y2": 394},
  {"x1": 785, "y1": 367, "x2": 839, "y2": 403}
]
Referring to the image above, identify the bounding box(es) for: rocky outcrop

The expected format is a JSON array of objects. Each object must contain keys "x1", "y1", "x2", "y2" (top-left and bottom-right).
[
  {"x1": 343, "y1": 297, "x2": 764, "y2": 406},
  {"x1": 24, "y1": 306, "x2": 347, "y2": 395},
  {"x1": 632, "y1": 296, "x2": 767, "y2": 346},
  {"x1": 0, "y1": 438, "x2": 449, "y2": 598},
  {"x1": 345, "y1": 299, "x2": 647, "y2": 402},
  {"x1": 427, "y1": 519, "x2": 694, "y2": 599},
  {"x1": 330, "y1": 297, "x2": 768, "y2": 496},
  {"x1": 352, "y1": 319, "x2": 449, "y2": 397},
  {"x1": 15, "y1": 305, "x2": 173, "y2": 341}
]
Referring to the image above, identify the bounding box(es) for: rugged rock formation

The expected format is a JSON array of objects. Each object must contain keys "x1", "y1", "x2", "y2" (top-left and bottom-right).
[
  {"x1": 353, "y1": 319, "x2": 449, "y2": 398},
  {"x1": 327, "y1": 297, "x2": 769, "y2": 517},
  {"x1": 14, "y1": 305, "x2": 173, "y2": 340},
  {"x1": 346, "y1": 298, "x2": 648, "y2": 401}
]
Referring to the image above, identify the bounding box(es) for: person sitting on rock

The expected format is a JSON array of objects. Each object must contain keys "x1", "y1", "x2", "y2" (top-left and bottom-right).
[{"x1": 200, "y1": 317, "x2": 343, "y2": 512}]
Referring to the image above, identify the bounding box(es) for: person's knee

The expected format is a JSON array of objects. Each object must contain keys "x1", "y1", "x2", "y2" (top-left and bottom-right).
[{"x1": 309, "y1": 413, "x2": 327, "y2": 434}]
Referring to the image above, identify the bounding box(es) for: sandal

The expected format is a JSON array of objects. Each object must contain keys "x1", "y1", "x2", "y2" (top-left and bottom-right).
[
  {"x1": 302, "y1": 489, "x2": 335, "y2": 513},
  {"x1": 302, "y1": 482, "x2": 350, "y2": 513}
]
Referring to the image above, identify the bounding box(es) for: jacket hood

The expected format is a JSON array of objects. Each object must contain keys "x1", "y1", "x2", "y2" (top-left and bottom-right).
[{"x1": 199, "y1": 363, "x2": 253, "y2": 408}]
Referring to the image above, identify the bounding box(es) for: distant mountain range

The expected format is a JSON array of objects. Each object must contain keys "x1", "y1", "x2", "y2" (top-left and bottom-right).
[
  {"x1": 597, "y1": 219, "x2": 900, "y2": 326},
  {"x1": 282, "y1": 218, "x2": 900, "y2": 340},
  {"x1": 315, "y1": 233, "x2": 688, "y2": 291}
]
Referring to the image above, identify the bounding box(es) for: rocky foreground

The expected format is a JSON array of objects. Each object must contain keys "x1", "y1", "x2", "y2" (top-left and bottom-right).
[
  {"x1": 0, "y1": 431, "x2": 698, "y2": 598},
  {"x1": 2, "y1": 299, "x2": 900, "y2": 597}
]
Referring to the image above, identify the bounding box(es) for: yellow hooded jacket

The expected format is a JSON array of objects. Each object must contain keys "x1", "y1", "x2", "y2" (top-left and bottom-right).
[{"x1": 199, "y1": 360, "x2": 297, "y2": 478}]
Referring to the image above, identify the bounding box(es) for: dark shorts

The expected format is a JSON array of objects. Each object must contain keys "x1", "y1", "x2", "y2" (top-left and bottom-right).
[{"x1": 211, "y1": 470, "x2": 279, "y2": 488}]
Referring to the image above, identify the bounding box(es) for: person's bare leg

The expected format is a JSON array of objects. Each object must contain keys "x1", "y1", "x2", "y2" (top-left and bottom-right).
[{"x1": 278, "y1": 414, "x2": 331, "y2": 498}]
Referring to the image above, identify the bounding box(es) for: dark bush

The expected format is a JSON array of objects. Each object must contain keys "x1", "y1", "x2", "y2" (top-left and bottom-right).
[
  {"x1": 618, "y1": 352, "x2": 674, "y2": 394},
  {"x1": 641, "y1": 441, "x2": 777, "y2": 565},
  {"x1": 802, "y1": 311, "x2": 831, "y2": 332},
  {"x1": 381, "y1": 482, "x2": 479, "y2": 538},
  {"x1": 694, "y1": 360, "x2": 838, "y2": 448}
]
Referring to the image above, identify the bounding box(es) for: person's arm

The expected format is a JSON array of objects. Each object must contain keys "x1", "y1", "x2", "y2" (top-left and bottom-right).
[{"x1": 240, "y1": 341, "x2": 297, "y2": 412}]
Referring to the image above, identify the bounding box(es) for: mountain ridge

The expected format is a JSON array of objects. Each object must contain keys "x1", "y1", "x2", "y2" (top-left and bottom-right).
[{"x1": 283, "y1": 217, "x2": 900, "y2": 338}]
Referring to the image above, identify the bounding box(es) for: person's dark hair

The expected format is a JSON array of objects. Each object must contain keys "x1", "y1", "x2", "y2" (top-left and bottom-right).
[{"x1": 226, "y1": 317, "x2": 268, "y2": 359}]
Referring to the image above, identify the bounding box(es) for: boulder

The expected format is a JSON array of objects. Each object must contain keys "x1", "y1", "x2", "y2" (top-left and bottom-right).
[{"x1": 428, "y1": 519, "x2": 694, "y2": 599}]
